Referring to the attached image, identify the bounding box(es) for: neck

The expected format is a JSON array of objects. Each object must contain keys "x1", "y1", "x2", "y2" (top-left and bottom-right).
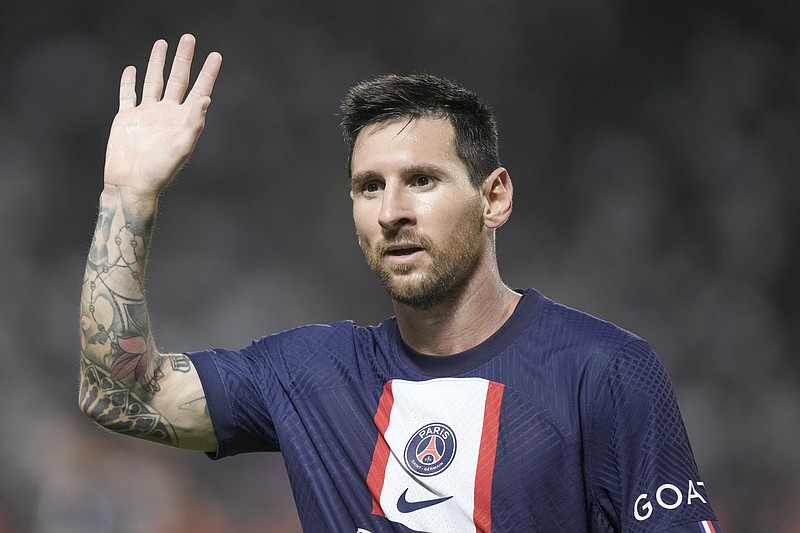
[{"x1": 393, "y1": 268, "x2": 521, "y2": 356}]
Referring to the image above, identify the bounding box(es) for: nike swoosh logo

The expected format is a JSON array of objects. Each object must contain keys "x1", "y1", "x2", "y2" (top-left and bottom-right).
[{"x1": 396, "y1": 488, "x2": 453, "y2": 513}]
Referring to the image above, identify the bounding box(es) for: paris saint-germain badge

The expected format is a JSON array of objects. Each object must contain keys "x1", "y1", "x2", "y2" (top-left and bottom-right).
[{"x1": 404, "y1": 423, "x2": 457, "y2": 477}]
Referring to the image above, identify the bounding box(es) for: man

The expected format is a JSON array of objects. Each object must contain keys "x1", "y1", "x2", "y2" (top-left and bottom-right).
[{"x1": 79, "y1": 34, "x2": 723, "y2": 532}]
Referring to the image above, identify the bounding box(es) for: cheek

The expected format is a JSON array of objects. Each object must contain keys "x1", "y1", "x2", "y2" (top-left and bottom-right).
[
  {"x1": 415, "y1": 195, "x2": 437, "y2": 218},
  {"x1": 352, "y1": 202, "x2": 370, "y2": 229},
  {"x1": 352, "y1": 205, "x2": 375, "y2": 244},
  {"x1": 431, "y1": 195, "x2": 483, "y2": 234}
]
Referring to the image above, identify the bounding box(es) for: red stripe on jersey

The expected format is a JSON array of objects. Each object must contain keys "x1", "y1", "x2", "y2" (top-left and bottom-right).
[
  {"x1": 473, "y1": 381, "x2": 504, "y2": 532},
  {"x1": 366, "y1": 381, "x2": 395, "y2": 516}
]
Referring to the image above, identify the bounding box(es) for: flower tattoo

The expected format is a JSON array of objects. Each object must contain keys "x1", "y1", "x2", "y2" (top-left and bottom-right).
[{"x1": 111, "y1": 334, "x2": 163, "y2": 393}]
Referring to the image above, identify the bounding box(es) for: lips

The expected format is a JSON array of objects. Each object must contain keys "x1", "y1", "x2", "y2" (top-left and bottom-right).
[
  {"x1": 384, "y1": 243, "x2": 425, "y2": 256},
  {"x1": 386, "y1": 245, "x2": 424, "y2": 256}
]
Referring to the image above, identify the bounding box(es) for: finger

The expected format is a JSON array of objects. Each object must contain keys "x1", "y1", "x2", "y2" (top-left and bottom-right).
[
  {"x1": 118, "y1": 66, "x2": 137, "y2": 110},
  {"x1": 187, "y1": 51, "x2": 223, "y2": 101},
  {"x1": 163, "y1": 34, "x2": 196, "y2": 102},
  {"x1": 141, "y1": 39, "x2": 167, "y2": 102}
]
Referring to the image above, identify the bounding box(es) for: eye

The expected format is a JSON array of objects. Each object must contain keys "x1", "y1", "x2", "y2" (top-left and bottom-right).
[
  {"x1": 361, "y1": 180, "x2": 383, "y2": 194},
  {"x1": 412, "y1": 175, "x2": 433, "y2": 187}
]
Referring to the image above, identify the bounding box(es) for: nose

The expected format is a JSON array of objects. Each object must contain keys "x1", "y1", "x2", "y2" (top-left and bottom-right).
[{"x1": 378, "y1": 183, "x2": 415, "y2": 231}]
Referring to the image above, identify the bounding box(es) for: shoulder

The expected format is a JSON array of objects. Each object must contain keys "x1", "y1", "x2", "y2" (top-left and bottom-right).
[
  {"x1": 541, "y1": 295, "x2": 644, "y2": 352},
  {"x1": 540, "y1": 300, "x2": 666, "y2": 408},
  {"x1": 246, "y1": 318, "x2": 397, "y2": 385},
  {"x1": 495, "y1": 290, "x2": 659, "y2": 415},
  {"x1": 256, "y1": 319, "x2": 394, "y2": 361},
  {"x1": 525, "y1": 290, "x2": 649, "y2": 372},
  {"x1": 261, "y1": 320, "x2": 359, "y2": 350},
  {"x1": 519, "y1": 294, "x2": 677, "y2": 421},
  {"x1": 191, "y1": 318, "x2": 397, "y2": 385}
]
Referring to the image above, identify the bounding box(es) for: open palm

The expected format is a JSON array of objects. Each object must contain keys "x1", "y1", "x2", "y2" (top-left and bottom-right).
[{"x1": 104, "y1": 35, "x2": 222, "y2": 197}]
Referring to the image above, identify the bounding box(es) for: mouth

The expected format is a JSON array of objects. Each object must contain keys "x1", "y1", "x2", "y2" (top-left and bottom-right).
[
  {"x1": 386, "y1": 246, "x2": 424, "y2": 256},
  {"x1": 384, "y1": 243, "x2": 425, "y2": 259}
]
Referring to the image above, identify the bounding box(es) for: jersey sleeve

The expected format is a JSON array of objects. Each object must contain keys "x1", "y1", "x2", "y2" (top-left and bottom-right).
[
  {"x1": 187, "y1": 342, "x2": 282, "y2": 458},
  {"x1": 186, "y1": 321, "x2": 363, "y2": 460},
  {"x1": 585, "y1": 340, "x2": 722, "y2": 532}
]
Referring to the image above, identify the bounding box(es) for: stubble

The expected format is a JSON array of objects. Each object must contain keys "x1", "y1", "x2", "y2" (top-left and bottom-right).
[{"x1": 359, "y1": 205, "x2": 486, "y2": 310}]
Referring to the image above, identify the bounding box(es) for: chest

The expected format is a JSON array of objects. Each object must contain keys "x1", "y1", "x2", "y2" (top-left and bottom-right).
[{"x1": 285, "y1": 376, "x2": 588, "y2": 531}]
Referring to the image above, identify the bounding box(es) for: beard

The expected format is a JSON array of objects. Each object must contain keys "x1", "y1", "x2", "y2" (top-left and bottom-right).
[{"x1": 358, "y1": 209, "x2": 486, "y2": 310}]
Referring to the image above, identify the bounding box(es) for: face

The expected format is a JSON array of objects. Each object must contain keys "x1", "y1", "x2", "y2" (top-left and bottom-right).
[{"x1": 350, "y1": 116, "x2": 489, "y2": 309}]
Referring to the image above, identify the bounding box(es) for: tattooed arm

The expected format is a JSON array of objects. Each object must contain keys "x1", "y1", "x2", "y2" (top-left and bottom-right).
[{"x1": 78, "y1": 35, "x2": 222, "y2": 451}]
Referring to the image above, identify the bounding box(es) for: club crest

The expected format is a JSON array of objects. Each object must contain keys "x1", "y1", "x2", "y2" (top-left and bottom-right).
[{"x1": 404, "y1": 423, "x2": 457, "y2": 477}]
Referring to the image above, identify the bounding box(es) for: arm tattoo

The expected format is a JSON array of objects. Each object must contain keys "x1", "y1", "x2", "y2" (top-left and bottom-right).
[
  {"x1": 82, "y1": 193, "x2": 161, "y2": 391},
  {"x1": 79, "y1": 191, "x2": 169, "y2": 440},
  {"x1": 170, "y1": 354, "x2": 191, "y2": 373},
  {"x1": 79, "y1": 353, "x2": 176, "y2": 445}
]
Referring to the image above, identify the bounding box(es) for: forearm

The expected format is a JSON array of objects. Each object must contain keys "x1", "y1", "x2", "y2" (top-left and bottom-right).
[{"x1": 78, "y1": 186, "x2": 171, "y2": 440}]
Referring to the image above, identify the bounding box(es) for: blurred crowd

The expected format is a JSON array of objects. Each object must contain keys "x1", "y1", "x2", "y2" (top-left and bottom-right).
[{"x1": 1, "y1": 1, "x2": 798, "y2": 531}]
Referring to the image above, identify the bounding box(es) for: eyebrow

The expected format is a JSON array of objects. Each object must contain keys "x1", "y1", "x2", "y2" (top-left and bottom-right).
[
  {"x1": 350, "y1": 170, "x2": 379, "y2": 188},
  {"x1": 350, "y1": 164, "x2": 448, "y2": 185}
]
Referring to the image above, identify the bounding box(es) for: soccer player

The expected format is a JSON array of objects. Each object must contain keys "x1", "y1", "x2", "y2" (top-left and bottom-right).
[{"x1": 78, "y1": 34, "x2": 723, "y2": 532}]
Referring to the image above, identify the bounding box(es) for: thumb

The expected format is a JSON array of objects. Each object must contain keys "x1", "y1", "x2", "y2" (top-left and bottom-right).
[
  {"x1": 189, "y1": 96, "x2": 212, "y2": 132},
  {"x1": 199, "y1": 95, "x2": 212, "y2": 114},
  {"x1": 192, "y1": 95, "x2": 212, "y2": 120}
]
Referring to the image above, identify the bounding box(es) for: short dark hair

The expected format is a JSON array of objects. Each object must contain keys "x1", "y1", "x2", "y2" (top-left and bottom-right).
[{"x1": 340, "y1": 74, "x2": 500, "y2": 188}]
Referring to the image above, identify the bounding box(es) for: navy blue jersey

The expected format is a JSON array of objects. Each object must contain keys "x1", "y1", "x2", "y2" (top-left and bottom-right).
[{"x1": 187, "y1": 289, "x2": 722, "y2": 532}]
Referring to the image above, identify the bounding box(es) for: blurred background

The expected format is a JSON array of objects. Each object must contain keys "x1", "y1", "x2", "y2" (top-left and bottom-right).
[{"x1": 1, "y1": 0, "x2": 798, "y2": 531}]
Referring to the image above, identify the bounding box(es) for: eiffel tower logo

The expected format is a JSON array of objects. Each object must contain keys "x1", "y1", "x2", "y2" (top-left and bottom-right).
[{"x1": 416, "y1": 436, "x2": 443, "y2": 464}]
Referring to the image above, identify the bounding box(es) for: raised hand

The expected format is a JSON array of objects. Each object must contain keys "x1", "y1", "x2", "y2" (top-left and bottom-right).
[{"x1": 104, "y1": 34, "x2": 222, "y2": 198}]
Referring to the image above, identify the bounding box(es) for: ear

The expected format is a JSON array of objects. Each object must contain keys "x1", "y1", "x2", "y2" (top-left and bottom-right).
[{"x1": 481, "y1": 167, "x2": 513, "y2": 229}]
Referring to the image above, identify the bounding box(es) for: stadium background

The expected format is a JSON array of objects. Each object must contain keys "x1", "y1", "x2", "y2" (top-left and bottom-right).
[{"x1": 0, "y1": 1, "x2": 798, "y2": 531}]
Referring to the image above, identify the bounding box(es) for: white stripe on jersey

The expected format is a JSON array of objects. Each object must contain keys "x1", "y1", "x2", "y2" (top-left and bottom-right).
[{"x1": 371, "y1": 378, "x2": 502, "y2": 533}]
